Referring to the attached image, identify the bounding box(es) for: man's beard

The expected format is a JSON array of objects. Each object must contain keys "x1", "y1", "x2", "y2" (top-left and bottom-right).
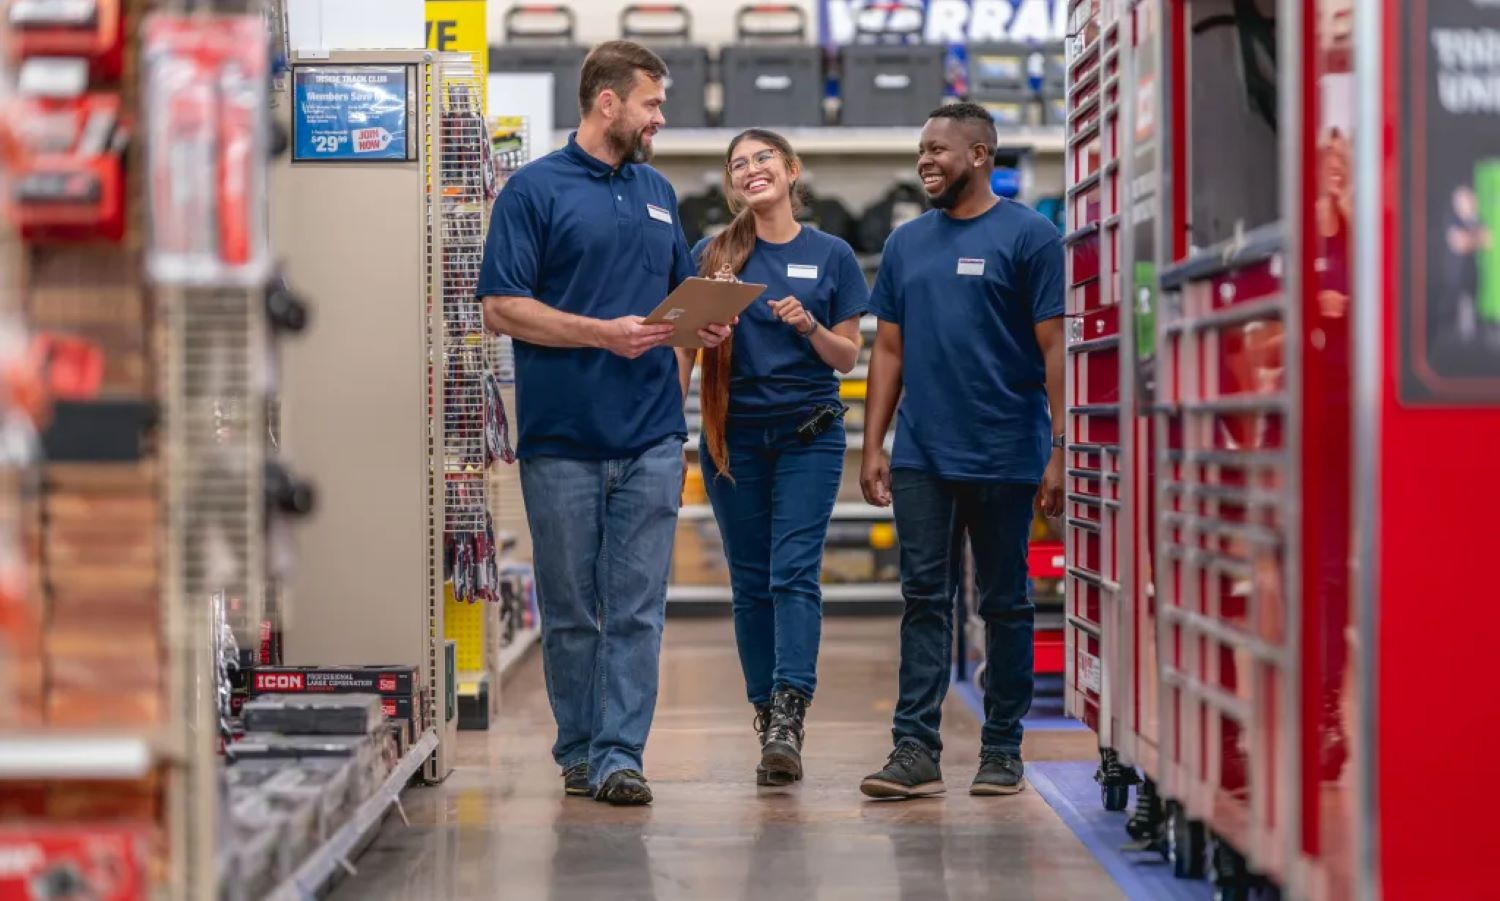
[
  {"x1": 928, "y1": 169, "x2": 972, "y2": 211},
  {"x1": 608, "y1": 122, "x2": 652, "y2": 164}
]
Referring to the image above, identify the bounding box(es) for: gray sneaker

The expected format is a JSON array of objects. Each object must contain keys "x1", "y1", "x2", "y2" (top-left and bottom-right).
[
  {"x1": 860, "y1": 740, "x2": 945, "y2": 800},
  {"x1": 970, "y1": 751, "x2": 1026, "y2": 796}
]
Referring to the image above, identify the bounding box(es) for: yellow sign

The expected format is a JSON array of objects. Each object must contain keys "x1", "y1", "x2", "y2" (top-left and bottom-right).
[{"x1": 425, "y1": 0, "x2": 488, "y2": 111}]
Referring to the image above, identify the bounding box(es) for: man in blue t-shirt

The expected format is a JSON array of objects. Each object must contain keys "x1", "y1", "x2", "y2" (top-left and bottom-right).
[
  {"x1": 858, "y1": 103, "x2": 1066, "y2": 800},
  {"x1": 477, "y1": 41, "x2": 732, "y2": 806}
]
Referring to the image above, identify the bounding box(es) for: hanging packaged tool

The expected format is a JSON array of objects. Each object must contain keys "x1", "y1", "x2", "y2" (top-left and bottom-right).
[
  {"x1": 3, "y1": 92, "x2": 126, "y2": 241},
  {"x1": 4, "y1": 0, "x2": 125, "y2": 80},
  {"x1": 141, "y1": 14, "x2": 270, "y2": 286}
]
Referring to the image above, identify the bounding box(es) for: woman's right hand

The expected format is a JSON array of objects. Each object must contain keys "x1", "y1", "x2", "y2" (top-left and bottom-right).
[{"x1": 861, "y1": 449, "x2": 892, "y2": 507}]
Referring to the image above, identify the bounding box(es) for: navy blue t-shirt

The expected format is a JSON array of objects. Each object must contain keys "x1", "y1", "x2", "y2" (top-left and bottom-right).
[
  {"x1": 691, "y1": 227, "x2": 869, "y2": 421},
  {"x1": 476, "y1": 135, "x2": 695, "y2": 459},
  {"x1": 869, "y1": 200, "x2": 1065, "y2": 482}
]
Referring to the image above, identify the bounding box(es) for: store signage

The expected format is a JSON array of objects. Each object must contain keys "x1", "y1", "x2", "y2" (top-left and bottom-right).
[
  {"x1": 818, "y1": 0, "x2": 1066, "y2": 45},
  {"x1": 425, "y1": 0, "x2": 488, "y2": 111},
  {"x1": 291, "y1": 65, "x2": 410, "y2": 163},
  {"x1": 1400, "y1": 0, "x2": 1500, "y2": 405}
]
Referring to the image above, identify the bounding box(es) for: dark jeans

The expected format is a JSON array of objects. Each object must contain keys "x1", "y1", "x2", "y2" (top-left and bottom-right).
[
  {"x1": 519, "y1": 437, "x2": 683, "y2": 788},
  {"x1": 890, "y1": 469, "x2": 1037, "y2": 757},
  {"x1": 702, "y1": 413, "x2": 844, "y2": 705}
]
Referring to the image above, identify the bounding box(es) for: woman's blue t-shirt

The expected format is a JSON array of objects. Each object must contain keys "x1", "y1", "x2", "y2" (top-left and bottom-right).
[{"x1": 691, "y1": 227, "x2": 869, "y2": 421}]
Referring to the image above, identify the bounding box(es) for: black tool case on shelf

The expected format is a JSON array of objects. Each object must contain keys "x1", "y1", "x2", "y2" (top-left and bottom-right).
[
  {"x1": 620, "y1": 3, "x2": 710, "y2": 128},
  {"x1": 978, "y1": 91, "x2": 1044, "y2": 130},
  {"x1": 966, "y1": 41, "x2": 1038, "y2": 98},
  {"x1": 719, "y1": 4, "x2": 825, "y2": 128},
  {"x1": 838, "y1": 3, "x2": 944, "y2": 127},
  {"x1": 490, "y1": 4, "x2": 589, "y2": 129}
]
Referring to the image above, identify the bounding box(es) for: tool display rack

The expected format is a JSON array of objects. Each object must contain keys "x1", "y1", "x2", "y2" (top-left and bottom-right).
[
  {"x1": 1061, "y1": 0, "x2": 1136, "y2": 807},
  {"x1": 272, "y1": 49, "x2": 501, "y2": 779}
]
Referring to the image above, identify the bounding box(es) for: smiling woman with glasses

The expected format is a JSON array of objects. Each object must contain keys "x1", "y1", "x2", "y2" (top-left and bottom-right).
[{"x1": 676, "y1": 128, "x2": 868, "y2": 788}]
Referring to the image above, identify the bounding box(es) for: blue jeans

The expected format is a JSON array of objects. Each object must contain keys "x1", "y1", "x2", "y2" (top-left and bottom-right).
[
  {"x1": 890, "y1": 469, "x2": 1036, "y2": 757},
  {"x1": 702, "y1": 413, "x2": 844, "y2": 705},
  {"x1": 519, "y1": 437, "x2": 683, "y2": 787}
]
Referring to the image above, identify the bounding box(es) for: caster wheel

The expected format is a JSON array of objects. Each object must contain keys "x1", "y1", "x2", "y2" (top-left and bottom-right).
[
  {"x1": 1101, "y1": 782, "x2": 1130, "y2": 811},
  {"x1": 1211, "y1": 838, "x2": 1252, "y2": 901},
  {"x1": 1167, "y1": 803, "x2": 1206, "y2": 879}
]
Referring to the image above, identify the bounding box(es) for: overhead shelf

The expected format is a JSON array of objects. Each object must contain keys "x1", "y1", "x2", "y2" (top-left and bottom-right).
[
  {"x1": 0, "y1": 731, "x2": 179, "y2": 779},
  {"x1": 553, "y1": 126, "x2": 1066, "y2": 157}
]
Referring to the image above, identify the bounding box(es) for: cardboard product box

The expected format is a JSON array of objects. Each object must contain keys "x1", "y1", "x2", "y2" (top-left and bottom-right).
[
  {"x1": 48, "y1": 653, "x2": 160, "y2": 694},
  {"x1": 249, "y1": 665, "x2": 416, "y2": 697},
  {"x1": 249, "y1": 667, "x2": 422, "y2": 738},
  {"x1": 47, "y1": 593, "x2": 160, "y2": 631},
  {"x1": 47, "y1": 776, "x2": 161, "y2": 821},
  {"x1": 43, "y1": 462, "x2": 158, "y2": 493},
  {"x1": 43, "y1": 625, "x2": 159, "y2": 661},
  {"x1": 0, "y1": 823, "x2": 152, "y2": 901},
  {"x1": 47, "y1": 690, "x2": 162, "y2": 729},
  {"x1": 45, "y1": 563, "x2": 158, "y2": 596},
  {"x1": 44, "y1": 495, "x2": 159, "y2": 526},
  {"x1": 44, "y1": 529, "x2": 159, "y2": 569}
]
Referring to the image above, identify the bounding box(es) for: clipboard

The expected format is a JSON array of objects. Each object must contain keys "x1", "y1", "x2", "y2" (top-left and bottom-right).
[{"x1": 643, "y1": 277, "x2": 766, "y2": 348}]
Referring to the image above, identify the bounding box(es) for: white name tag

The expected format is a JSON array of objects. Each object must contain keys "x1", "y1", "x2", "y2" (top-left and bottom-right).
[
  {"x1": 787, "y1": 264, "x2": 819, "y2": 280},
  {"x1": 646, "y1": 204, "x2": 672, "y2": 224},
  {"x1": 957, "y1": 258, "x2": 986, "y2": 276}
]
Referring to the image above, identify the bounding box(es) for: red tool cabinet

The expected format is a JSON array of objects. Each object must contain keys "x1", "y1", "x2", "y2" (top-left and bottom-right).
[
  {"x1": 1063, "y1": 0, "x2": 1138, "y2": 808},
  {"x1": 1063, "y1": 0, "x2": 1500, "y2": 898}
]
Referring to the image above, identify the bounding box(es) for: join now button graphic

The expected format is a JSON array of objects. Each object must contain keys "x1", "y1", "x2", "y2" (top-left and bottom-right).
[{"x1": 352, "y1": 127, "x2": 395, "y2": 153}]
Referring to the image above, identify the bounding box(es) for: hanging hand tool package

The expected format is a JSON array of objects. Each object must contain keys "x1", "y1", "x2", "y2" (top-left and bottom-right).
[{"x1": 141, "y1": 14, "x2": 271, "y2": 286}]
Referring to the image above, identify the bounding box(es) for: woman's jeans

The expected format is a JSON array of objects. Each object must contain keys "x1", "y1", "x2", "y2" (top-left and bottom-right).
[{"x1": 702, "y1": 414, "x2": 844, "y2": 706}]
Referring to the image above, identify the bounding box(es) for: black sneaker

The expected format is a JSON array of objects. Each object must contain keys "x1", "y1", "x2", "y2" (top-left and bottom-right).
[
  {"x1": 753, "y1": 704, "x2": 773, "y2": 786},
  {"x1": 761, "y1": 688, "x2": 809, "y2": 786},
  {"x1": 562, "y1": 762, "x2": 590, "y2": 797},
  {"x1": 970, "y1": 751, "x2": 1026, "y2": 796},
  {"x1": 859, "y1": 740, "x2": 944, "y2": 800},
  {"x1": 594, "y1": 769, "x2": 653, "y2": 806}
]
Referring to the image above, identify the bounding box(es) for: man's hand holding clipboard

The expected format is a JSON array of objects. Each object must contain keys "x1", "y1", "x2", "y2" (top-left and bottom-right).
[{"x1": 643, "y1": 263, "x2": 764, "y2": 348}]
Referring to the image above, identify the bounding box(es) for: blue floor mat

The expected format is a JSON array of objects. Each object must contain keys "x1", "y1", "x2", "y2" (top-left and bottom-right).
[
  {"x1": 1025, "y1": 761, "x2": 1212, "y2": 901},
  {"x1": 951, "y1": 670, "x2": 1085, "y2": 731}
]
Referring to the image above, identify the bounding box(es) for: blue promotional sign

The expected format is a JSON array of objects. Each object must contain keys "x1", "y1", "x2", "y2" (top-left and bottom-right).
[{"x1": 292, "y1": 66, "x2": 410, "y2": 162}]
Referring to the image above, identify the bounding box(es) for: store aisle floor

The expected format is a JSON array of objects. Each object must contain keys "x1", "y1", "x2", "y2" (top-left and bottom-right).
[{"x1": 331, "y1": 617, "x2": 1121, "y2": 901}]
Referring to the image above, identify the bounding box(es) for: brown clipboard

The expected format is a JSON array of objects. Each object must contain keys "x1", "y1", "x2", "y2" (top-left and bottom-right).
[{"x1": 643, "y1": 277, "x2": 766, "y2": 348}]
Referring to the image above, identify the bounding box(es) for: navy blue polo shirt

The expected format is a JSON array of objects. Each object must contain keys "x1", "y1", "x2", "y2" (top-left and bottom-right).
[
  {"x1": 869, "y1": 199, "x2": 1065, "y2": 482},
  {"x1": 476, "y1": 134, "x2": 695, "y2": 459},
  {"x1": 691, "y1": 227, "x2": 868, "y2": 421}
]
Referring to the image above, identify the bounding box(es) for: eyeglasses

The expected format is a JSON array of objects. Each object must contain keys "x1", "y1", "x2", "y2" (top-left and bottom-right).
[{"x1": 728, "y1": 149, "x2": 780, "y2": 175}]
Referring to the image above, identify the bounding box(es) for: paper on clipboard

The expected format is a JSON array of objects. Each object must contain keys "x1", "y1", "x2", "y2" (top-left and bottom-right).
[{"x1": 643, "y1": 277, "x2": 765, "y2": 348}]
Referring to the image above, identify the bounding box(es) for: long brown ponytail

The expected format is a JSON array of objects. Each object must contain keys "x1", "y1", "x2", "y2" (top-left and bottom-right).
[{"x1": 698, "y1": 129, "x2": 803, "y2": 480}]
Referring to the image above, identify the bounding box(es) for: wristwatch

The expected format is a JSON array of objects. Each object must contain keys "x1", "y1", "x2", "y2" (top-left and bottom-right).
[
  {"x1": 1051, "y1": 433, "x2": 1066, "y2": 449},
  {"x1": 798, "y1": 320, "x2": 818, "y2": 338}
]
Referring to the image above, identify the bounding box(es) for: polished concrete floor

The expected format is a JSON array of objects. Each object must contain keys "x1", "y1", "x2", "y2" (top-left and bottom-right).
[{"x1": 331, "y1": 617, "x2": 1121, "y2": 901}]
